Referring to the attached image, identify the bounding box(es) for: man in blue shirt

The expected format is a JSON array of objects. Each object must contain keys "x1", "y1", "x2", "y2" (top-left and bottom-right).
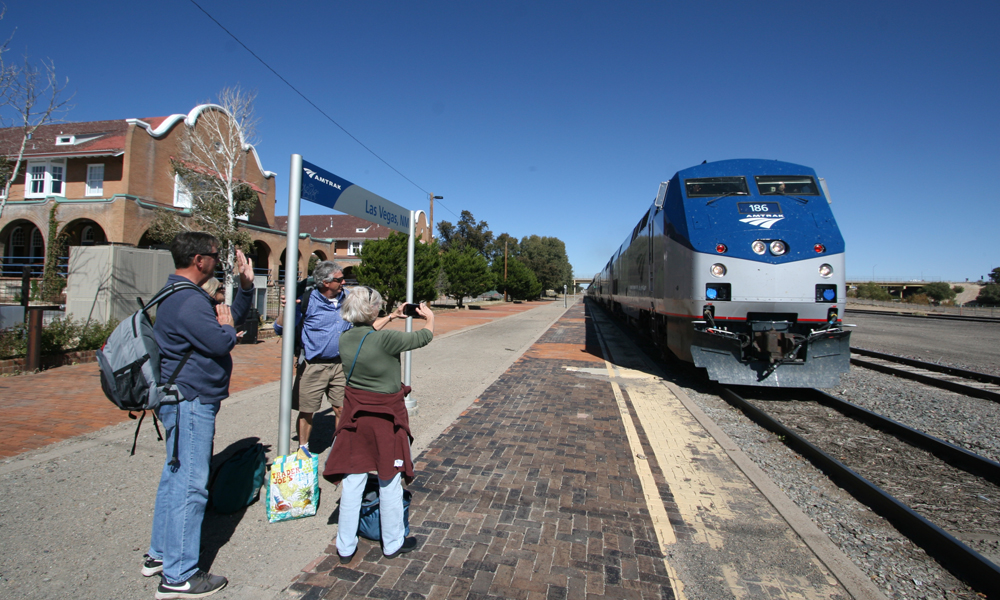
[
  {"x1": 274, "y1": 261, "x2": 354, "y2": 456},
  {"x1": 143, "y1": 232, "x2": 254, "y2": 599}
]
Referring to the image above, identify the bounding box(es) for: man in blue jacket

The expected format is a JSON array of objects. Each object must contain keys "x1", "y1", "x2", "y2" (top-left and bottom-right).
[{"x1": 142, "y1": 231, "x2": 254, "y2": 599}]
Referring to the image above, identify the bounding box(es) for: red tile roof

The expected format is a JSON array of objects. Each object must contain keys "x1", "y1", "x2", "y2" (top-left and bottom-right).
[
  {"x1": 273, "y1": 214, "x2": 397, "y2": 240},
  {"x1": 0, "y1": 119, "x2": 131, "y2": 158}
]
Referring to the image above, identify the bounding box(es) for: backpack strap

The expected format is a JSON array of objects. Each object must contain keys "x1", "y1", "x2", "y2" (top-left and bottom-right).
[
  {"x1": 165, "y1": 348, "x2": 194, "y2": 467},
  {"x1": 345, "y1": 329, "x2": 375, "y2": 387},
  {"x1": 140, "y1": 281, "x2": 204, "y2": 321}
]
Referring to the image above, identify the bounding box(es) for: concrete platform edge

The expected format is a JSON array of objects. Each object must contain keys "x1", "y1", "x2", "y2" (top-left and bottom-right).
[{"x1": 661, "y1": 378, "x2": 889, "y2": 600}]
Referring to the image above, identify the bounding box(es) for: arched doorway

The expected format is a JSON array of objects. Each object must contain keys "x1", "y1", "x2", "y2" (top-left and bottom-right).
[
  {"x1": 307, "y1": 251, "x2": 328, "y2": 276},
  {"x1": 137, "y1": 230, "x2": 170, "y2": 250},
  {"x1": 1, "y1": 219, "x2": 45, "y2": 277},
  {"x1": 61, "y1": 219, "x2": 107, "y2": 247},
  {"x1": 249, "y1": 240, "x2": 272, "y2": 284},
  {"x1": 278, "y1": 248, "x2": 303, "y2": 284}
]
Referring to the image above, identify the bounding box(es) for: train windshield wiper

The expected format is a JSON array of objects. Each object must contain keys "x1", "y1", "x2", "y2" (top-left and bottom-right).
[
  {"x1": 705, "y1": 191, "x2": 746, "y2": 206},
  {"x1": 788, "y1": 195, "x2": 810, "y2": 205}
]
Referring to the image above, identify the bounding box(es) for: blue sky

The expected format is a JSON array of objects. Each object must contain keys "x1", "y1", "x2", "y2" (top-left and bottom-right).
[{"x1": 5, "y1": 1, "x2": 998, "y2": 282}]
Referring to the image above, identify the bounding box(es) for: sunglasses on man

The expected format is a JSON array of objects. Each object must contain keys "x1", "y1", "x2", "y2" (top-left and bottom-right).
[{"x1": 190, "y1": 252, "x2": 220, "y2": 260}]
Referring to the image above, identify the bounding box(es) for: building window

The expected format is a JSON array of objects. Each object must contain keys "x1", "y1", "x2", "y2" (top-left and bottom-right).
[
  {"x1": 10, "y1": 227, "x2": 24, "y2": 250},
  {"x1": 86, "y1": 164, "x2": 105, "y2": 196},
  {"x1": 25, "y1": 160, "x2": 67, "y2": 198},
  {"x1": 82, "y1": 226, "x2": 95, "y2": 246},
  {"x1": 173, "y1": 173, "x2": 193, "y2": 208},
  {"x1": 349, "y1": 241, "x2": 363, "y2": 256},
  {"x1": 31, "y1": 228, "x2": 44, "y2": 256}
]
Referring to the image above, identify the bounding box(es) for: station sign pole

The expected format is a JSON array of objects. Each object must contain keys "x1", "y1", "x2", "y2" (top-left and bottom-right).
[{"x1": 277, "y1": 154, "x2": 303, "y2": 456}]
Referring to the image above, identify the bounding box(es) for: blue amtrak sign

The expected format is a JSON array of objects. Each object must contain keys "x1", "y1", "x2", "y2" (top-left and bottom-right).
[{"x1": 300, "y1": 159, "x2": 410, "y2": 233}]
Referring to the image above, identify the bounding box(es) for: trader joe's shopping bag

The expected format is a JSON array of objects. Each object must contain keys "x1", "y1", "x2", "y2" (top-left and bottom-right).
[{"x1": 266, "y1": 452, "x2": 320, "y2": 523}]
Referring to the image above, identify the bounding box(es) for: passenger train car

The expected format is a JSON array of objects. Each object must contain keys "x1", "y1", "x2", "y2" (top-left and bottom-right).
[{"x1": 590, "y1": 159, "x2": 851, "y2": 387}]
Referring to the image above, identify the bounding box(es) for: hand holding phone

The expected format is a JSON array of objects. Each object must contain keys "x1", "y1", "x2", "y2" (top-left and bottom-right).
[{"x1": 403, "y1": 303, "x2": 420, "y2": 318}]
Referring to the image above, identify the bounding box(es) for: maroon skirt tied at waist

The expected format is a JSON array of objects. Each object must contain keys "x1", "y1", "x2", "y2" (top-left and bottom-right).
[{"x1": 323, "y1": 384, "x2": 414, "y2": 483}]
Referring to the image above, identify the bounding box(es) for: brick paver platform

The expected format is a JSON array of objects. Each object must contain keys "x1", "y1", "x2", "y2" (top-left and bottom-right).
[
  {"x1": 286, "y1": 302, "x2": 679, "y2": 600},
  {"x1": 0, "y1": 300, "x2": 553, "y2": 460}
]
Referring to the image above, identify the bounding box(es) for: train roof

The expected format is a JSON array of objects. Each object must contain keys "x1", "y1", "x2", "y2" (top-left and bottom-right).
[{"x1": 675, "y1": 159, "x2": 817, "y2": 180}]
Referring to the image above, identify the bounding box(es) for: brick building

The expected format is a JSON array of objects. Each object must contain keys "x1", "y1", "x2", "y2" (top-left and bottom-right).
[{"x1": 0, "y1": 103, "x2": 429, "y2": 290}]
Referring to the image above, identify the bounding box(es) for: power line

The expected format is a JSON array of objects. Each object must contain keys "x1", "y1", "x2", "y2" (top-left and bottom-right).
[{"x1": 187, "y1": 0, "x2": 460, "y2": 220}]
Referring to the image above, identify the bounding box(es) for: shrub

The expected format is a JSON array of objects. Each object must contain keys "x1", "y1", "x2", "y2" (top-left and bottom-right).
[
  {"x1": 0, "y1": 316, "x2": 119, "y2": 360},
  {"x1": 0, "y1": 323, "x2": 28, "y2": 359},
  {"x1": 855, "y1": 281, "x2": 892, "y2": 301}
]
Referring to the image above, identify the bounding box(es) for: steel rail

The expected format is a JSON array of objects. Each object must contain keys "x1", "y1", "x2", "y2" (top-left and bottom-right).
[
  {"x1": 808, "y1": 389, "x2": 1000, "y2": 486},
  {"x1": 717, "y1": 385, "x2": 1000, "y2": 599},
  {"x1": 845, "y1": 308, "x2": 1000, "y2": 324},
  {"x1": 850, "y1": 348, "x2": 1000, "y2": 403}
]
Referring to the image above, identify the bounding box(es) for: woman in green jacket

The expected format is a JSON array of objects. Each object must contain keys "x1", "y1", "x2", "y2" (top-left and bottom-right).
[{"x1": 324, "y1": 286, "x2": 434, "y2": 562}]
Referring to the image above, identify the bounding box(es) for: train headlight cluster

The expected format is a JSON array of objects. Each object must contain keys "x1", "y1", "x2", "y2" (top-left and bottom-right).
[
  {"x1": 752, "y1": 240, "x2": 789, "y2": 256},
  {"x1": 819, "y1": 263, "x2": 833, "y2": 278},
  {"x1": 710, "y1": 263, "x2": 727, "y2": 277}
]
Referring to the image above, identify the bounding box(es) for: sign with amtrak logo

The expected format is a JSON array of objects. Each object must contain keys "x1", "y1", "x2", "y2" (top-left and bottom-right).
[
  {"x1": 300, "y1": 159, "x2": 410, "y2": 233},
  {"x1": 737, "y1": 202, "x2": 784, "y2": 229}
]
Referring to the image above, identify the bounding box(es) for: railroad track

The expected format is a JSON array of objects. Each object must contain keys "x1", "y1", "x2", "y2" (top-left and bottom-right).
[
  {"x1": 845, "y1": 308, "x2": 1000, "y2": 323},
  {"x1": 850, "y1": 347, "x2": 1000, "y2": 402},
  {"x1": 718, "y1": 385, "x2": 1000, "y2": 599}
]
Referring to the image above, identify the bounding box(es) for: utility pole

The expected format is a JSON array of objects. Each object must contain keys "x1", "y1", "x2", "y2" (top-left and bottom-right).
[
  {"x1": 429, "y1": 194, "x2": 443, "y2": 240},
  {"x1": 504, "y1": 239, "x2": 508, "y2": 302}
]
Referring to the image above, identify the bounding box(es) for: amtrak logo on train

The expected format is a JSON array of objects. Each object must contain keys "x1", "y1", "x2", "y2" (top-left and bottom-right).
[{"x1": 737, "y1": 202, "x2": 783, "y2": 229}]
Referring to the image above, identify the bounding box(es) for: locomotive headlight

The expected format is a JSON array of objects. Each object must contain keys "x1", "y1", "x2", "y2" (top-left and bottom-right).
[
  {"x1": 819, "y1": 263, "x2": 833, "y2": 278},
  {"x1": 752, "y1": 240, "x2": 767, "y2": 255},
  {"x1": 710, "y1": 263, "x2": 727, "y2": 278},
  {"x1": 770, "y1": 240, "x2": 787, "y2": 255}
]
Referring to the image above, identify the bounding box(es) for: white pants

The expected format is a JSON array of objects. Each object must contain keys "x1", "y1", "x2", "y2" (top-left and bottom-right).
[{"x1": 337, "y1": 472, "x2": 404, "y2": 556}]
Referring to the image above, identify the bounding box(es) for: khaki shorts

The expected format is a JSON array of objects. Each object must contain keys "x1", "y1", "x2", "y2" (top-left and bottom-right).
[{"x1": 292, "y1": 360, "x2": 345, "y2": 414}]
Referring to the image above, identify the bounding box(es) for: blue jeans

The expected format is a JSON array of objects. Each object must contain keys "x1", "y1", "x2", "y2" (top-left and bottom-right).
[
  {"x1": 337, "y1": 473, "x2": 404, "y2": 556},
  {"x1": 148, "y1": 399, "x2": 220, "y2": 584}
]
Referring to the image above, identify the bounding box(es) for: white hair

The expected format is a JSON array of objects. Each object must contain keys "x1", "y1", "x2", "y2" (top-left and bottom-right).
[{"x1": 341, "y1": 286, "x2": 382, "y2": 325}]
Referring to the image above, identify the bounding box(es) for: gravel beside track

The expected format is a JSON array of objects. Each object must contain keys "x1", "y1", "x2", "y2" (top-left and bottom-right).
[
  {"x1": 747, "y1": 391, "x2": 1000, "y2": 568},
  {"x1": 635, "y1": 308, "x2": 1000, "y2": 600}
]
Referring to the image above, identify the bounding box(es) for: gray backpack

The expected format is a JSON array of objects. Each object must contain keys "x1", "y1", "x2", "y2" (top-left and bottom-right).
[{"x1": 96, "y1": 281, "x2": 201, "y2": 458}]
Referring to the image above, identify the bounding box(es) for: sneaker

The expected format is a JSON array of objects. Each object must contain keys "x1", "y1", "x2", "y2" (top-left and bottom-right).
[
  {"x1": 383, "y1": 537, "x2": 418, "y2": 559},
  {"x1": 155, "y1": 570, "x2": 228, "y2": 599},
  {"x1": 141, "y1": 554, "x2": 163, "y2": 577},
  {"x1": 339, "y1": 548, "x2": 356, "y2": 565}
]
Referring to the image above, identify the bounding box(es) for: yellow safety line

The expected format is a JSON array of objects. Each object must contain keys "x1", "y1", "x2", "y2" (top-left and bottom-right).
[{"x1": 603, "y1": 359, "x2": 687, "y2": 600}]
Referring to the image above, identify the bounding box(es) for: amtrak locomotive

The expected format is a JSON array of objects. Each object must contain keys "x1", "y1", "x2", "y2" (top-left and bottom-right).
[{"x1": 590, "y1": 159, "x2": 851, "y2": 387}]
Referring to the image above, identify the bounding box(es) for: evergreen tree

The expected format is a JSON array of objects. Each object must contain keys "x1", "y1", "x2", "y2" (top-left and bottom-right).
[
  {"x1": 437, "y1": 210, "x2": 493, "y2": 256},
  {"x1": 519, "y1": 235, "x2": 573, "y2": 292},
  {"x1": 355, "y1": 232, "x2": 439, "y2": 310},
  {"x1": 441, "y1": 247, "x2": 493, "y2": 308},
  {"x1": 491, "y1": 255, "x2": 542, "y2": 301}
]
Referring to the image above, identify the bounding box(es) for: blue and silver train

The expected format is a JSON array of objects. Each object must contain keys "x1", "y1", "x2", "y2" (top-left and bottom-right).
[{"x1": 590, "y1": 159, "x2": 851, "y2": 387}]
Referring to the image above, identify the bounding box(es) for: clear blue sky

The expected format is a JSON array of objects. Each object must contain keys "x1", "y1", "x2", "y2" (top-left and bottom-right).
[{"x1": 6, "y1": 1, "x2": 998, "y2": 282}]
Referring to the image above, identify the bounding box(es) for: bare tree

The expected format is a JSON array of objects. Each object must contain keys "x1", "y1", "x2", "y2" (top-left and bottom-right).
[
  {"x1": 0, "y1": 9, "x2": 73, "y2": 218},
  {"x1": 148, "y1": 86, "x2": 260, "y2": 304}
]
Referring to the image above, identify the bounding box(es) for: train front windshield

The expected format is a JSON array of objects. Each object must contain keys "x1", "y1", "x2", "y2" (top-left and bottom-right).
[
  {"x1": 684, "y1": 177, "x2": 749, "y2": 197},
  {"x1": 754, "y1": 176, "x2": 820, "y2": 196}
]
